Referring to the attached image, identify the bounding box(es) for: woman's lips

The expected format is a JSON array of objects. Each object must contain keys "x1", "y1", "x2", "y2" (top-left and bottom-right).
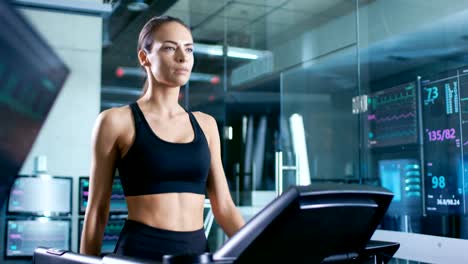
[{"x1": 174, "y1": 69, "x2": 189, "y2": 74}]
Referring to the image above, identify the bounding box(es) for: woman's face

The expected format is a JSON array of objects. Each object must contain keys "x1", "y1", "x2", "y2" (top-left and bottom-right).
[{"x1": 145, "y1": 22, "x2": 194, "y2": 87}]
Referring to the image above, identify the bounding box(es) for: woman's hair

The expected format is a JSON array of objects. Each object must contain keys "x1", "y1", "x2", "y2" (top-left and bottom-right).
[{"x1": 137, "y1": 15, "x2": 191, "y2": 96}]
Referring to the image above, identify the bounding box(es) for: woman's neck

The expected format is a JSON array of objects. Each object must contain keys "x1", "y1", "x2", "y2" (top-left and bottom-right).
[{"x1": 139, "y1": 84, "x2": 184, "y2": 117}]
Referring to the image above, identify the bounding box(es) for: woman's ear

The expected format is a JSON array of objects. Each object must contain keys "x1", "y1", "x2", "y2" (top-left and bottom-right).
[{"x1": 138, "y1": 50, "x2": 151, "y2": 67}]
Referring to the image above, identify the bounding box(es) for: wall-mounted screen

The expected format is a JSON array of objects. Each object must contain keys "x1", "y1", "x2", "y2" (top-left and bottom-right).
[
  {"x1": 367, "y1": 82, "x2": 418, "y2": 148},
  {"x1": 6, "y1": 219, "x2": 70, "y2": 257},
  {"x1": 378, "y1": 159, "x2": 421, "y2": 215},
  {"x1": 421, "y1": 67, "x2": 468, "y2": 214},
  {"x1": 79, "y1": 177, "x2": 127, "y2": 214},
  {"x1": 78, "y1": 218, "x2": 125, "y2": 254},
  {"x1": 7, "y1": 176, "x2": 72, "y2": 216}
]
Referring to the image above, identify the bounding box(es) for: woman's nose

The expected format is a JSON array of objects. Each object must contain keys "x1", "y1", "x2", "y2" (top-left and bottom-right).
[{"x1": 176, "y1": 49, "x2": 187, "y2": 62}]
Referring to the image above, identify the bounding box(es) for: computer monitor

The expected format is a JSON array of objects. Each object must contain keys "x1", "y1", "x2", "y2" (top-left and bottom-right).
[
  {"x1": 214, "y1": 183, "x2": 394, "y2": 263},
  {"x1": 0, "y1": 0, "x2": 69, "y2": 206},
  {"x1": 6, "y1": 218, "x2": 71, "y2": 258},
  {"x1": 7, "y1": 175, "x2": 72, "y2": 216},
  {"x1": 78, "y1": 218, "x2": 125, "y2": 254},
  {"x1": 79, "y1": 177, "x2": 127, "y2": 214}
]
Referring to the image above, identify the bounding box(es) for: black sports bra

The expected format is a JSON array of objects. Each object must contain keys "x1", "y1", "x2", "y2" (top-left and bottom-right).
[{"x1": 116, "y1": 102, "x2": 211, "y2": 196}]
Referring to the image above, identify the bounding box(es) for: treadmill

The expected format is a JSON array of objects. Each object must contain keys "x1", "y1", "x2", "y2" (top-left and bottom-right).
[{"x1": 34, "y1": 183, "x2": 399, "y2": 264}]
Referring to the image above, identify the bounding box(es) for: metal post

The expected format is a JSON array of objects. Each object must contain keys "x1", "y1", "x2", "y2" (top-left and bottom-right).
[
  {"x1": 275, "y1": 152, "x2": 282, "y2": 196},
  {"x1": 235, "y1": 176, "x2": 239, "y2": 205},
  {"x1": 295, "y1": 154, "x2": 300, "y2": 185},
  {"x1": 276, "y1": 152, "x2": 303, "y2": 195}
]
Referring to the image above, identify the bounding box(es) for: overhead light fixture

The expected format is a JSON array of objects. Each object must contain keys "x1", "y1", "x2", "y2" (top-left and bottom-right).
[
  {"x1": 227, "y1": 50, "x2": 258, "y2": 60},
  {"x1": 37, "y1": 217, "x2": 50, "y2": 223},
  {"x1": 127, "y1": 0, "x2": 148, "y2": 12},
  {"x1": 194, "y1": 43, "x2": 270, "y2": 60}
]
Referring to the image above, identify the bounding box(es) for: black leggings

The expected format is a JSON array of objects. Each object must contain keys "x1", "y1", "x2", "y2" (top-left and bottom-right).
[{"x1": 113, "y1": 219, "x2": 209, "y2": 261}]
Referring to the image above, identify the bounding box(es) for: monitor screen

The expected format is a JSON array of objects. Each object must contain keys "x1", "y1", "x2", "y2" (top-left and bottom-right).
[
  {"x1": 367, "y1": 82, "x2": 418, "y2": 148},
  {"x1": 79, "y1": 177, "x2": 127, "y2": 214},
  {"x1": 0, "y1": 1, "x2": 69, "y2": 206},
  {"x1": 7, "y1": 176, "x2": 72, "y2": 215},
  {"x1": 378, "y1": 159, "x2": 422, "y2": 215},
  {"x1": 421, "y1": 67, "x2": 468, "y2": 214},
  {"x1": 79, "y1": 218, "x2": 125, "y2": 254},
  {"x1": 378, "y1": 159, "x2": 422, "y2": 202},
  {"x1": 214, "y1": 183, "x2": 393, "y2": 263},
  {"x1": 6, "y1": 219, "x2": 70, "y2": 257}
]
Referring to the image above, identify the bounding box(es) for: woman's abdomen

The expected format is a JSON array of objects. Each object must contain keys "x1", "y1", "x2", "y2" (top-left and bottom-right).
[{"x1": 125, "y1": 192, "x2": 205, "y2": 231}]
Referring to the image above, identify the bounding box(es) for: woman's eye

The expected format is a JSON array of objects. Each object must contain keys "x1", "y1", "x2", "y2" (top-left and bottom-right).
[
  {"x1": 186, "y1": 48, "x2": 193, "y2": 53},
  {"x1": 164, "y1": 46, "x2": 176, "y2": 51}
]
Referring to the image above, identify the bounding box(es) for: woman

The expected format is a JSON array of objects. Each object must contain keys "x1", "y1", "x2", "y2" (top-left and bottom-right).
[{"x1": 80, "y1": 16, "x2": 245, "y2": 261}]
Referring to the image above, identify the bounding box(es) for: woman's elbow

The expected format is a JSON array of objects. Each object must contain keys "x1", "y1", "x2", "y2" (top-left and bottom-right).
[
  {"x1": 84, "y1": 203, "x2": 110, "y2": 228},
  {"x1": 212, "y1": 198, "x2": 236, "y2": 217}
]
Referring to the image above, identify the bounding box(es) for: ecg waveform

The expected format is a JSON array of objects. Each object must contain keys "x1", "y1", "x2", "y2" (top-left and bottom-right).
[
  {"x1": 8, "y1": 177, "x2": 72, "y2": 214},
  {"x1": 371, "y1": 88, "x2": 415, "y2": 109},
  {"x1": 80, "y1": 177, "x2": 127, "y2": 213},
  {"x1": 373, "y1": 112, "x2": 416, "y2": 123},
  {"x1": 103, "y1": 235, "x2": 120, "y2": 240},
  {"x1": 373, "y1": 130, "x2": 417, "y2": 139},
  {"x1": 368, "y1": 83, "x2": 418, "y2": 148},
  {"x1": 7, "y1": 220, "x2": 70, "y2": 257},
  {"x1": 79, "y1": 219, "x2": 124, "y2": 253}
]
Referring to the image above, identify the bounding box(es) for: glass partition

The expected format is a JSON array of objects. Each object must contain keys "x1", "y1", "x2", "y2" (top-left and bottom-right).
[
  {"x1": 358, "y1": 0, "x2": 468, "y2": 262},
  {"x1": 222, "y1": 0, "x2": 361, "y2": 206},
  {"x1": 358, "y1": 0, "x2": 468, "y2": 235},
  {"x1": 280, "y1": 0, "x2": 359, "y2": 192}
]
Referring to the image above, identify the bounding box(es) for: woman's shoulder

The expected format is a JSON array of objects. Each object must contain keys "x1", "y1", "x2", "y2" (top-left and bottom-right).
[
  {"x1": 191, "y1": 111, "x2": 219, "y2": 141},
  {"x1": 95, "y1": 105, "x2": 133, "y2": 133},
  {"x1": 191, "y1": 111, "x2": 217, "y2": 128}
]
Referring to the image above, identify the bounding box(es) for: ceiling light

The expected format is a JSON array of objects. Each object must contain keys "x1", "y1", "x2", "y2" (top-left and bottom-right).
[
  {"x1": 194, "y1": 43, "x2": 270, "y2": 60},
  {"x1": 227, "y1": 50, "x2": 258, "y2": 60},
  {"x1": 127, "y1": 0, "x2": 148, "y2": 12}
]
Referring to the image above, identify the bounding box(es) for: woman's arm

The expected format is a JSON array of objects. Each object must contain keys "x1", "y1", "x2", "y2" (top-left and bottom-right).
[
  {"x1": 80, "y1": 110, "x2": 120, "y2": 256},
  {"x1": 204, "y1": 115, "x2": 245, "y2": 237}
]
